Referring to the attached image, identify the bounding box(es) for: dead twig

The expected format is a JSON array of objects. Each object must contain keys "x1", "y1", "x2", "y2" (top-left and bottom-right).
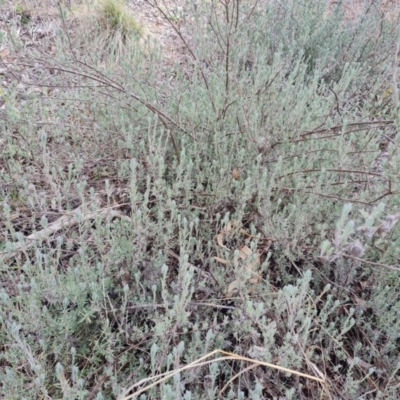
[
  {"x1": 343, "y1": 254, "x2": 400, "y2": 272},
  {"x1": 0, "y1": 200, "x2": 131, "y2": 265}
]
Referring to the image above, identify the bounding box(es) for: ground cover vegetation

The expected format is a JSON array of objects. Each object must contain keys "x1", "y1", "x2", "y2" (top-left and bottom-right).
[{"x1": 0, "y1": 0, "x2": 400, "y2": 398}]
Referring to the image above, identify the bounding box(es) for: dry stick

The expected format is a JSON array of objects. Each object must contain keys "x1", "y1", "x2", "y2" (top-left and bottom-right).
[
  {"x1": 0, "y1": 202, "x2": 131, "y2": 264},
  {"x1": 12, "y1": 59, "x2": 192, "y2": 160},
  {"x1": 234, "y1": 0, "x2": 239, "y2": 29},
  {"x1": 269, "y1": 125, "x2": 393, "y2": 149},
  {"x1": 320, "y1": 1, "x2": 375, "y2": 86},
  {"x1": 301, "y1": 120, "x2": 394, "y2": 137},
  {"x1": 290, "y1": 125, "x2": 394, "y2": 146},
  {"x1": 120, "y1": 349, "x2": 325, "y2": 400},
  {"x1": 58, "y1": 61, "x2": 192, "y2": 161},
  {"x1": 208, "y1": 12, "x2": 227, "y2": 51},
  {"x1": 242, "y1": 0, "x2": 259, "y2": 22},
  {"x1": 328, "y1": 85, "x2": 342, "y2": 116},
  {"x1": 126, "y1": 302, "x2": 235, "y2": 310},
  {"x1": 169, "y1": 130, "x2": 180, "y2": 163},
  {"x1": 289, "y1": 189, "x2": 400, "y2": 206},
  {"x1": 366, "y1": 190, "x2": 399, "y2": 205},
  {"x1": 343, "y1": 254, "x2": 400, "y2": 272},
  {"x1": 13, "y1": 54, "x2": 192, "y2": 138},
  {"x1": 393, "y1": 25, "x2": 400, "y2": 112},
  {"x1": 215, "y1": 17, "x2": 232, "y2": 120},
  {"x1": 280, "y1": 148, "x2": 339, "y2": 162},
  {"x1": 280, "y1": 168, "x2": 392, "y2": 180}
]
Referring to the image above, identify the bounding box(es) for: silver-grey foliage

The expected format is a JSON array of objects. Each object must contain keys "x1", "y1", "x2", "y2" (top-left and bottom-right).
[{"x1": 0, "y1": 0, "x2": 400, "y2": 398}]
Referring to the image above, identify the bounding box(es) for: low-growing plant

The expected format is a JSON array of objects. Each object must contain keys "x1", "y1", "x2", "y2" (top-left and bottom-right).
[
  {"x1": 14, "y1": 4, "x2": 31, "y2": 25},
  {"x1": 97, "y1": 0, "x2": 142, "y2": 36},
  {"x1": 68, "y1": 0, "x2": 144, "y2": 61}
]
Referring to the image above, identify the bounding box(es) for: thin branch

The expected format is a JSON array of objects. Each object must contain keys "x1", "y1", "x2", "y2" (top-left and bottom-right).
[
  {"x1": 344, "y1": 255, "x2": 400, "y2": 272},
  {"x1": 301, "y1": 120, "x2": 394, "y2": 138},
  {"x1": 12, "y1": 61, "x2": 192, "y2": 138},
  {"x1": 0, "y1": 200, "x2": 130, "y2": 265},
  {"x1": 145, "y1": 0, "x2": 216, "y2": 113},
  {"x1": 126, "y1": 302, "x2": 235, "y2": 310},
  {"x1": 280, "y1": 168, "x2": 391, "y2": 180}
]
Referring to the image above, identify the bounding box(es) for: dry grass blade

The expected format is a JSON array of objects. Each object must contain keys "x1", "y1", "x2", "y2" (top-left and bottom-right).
[
  {"x1": 119, "y1": 349, "x2": 325, "y2": 399},
  {"x1": 218, "y1": 363, "x2": 258, "y2": 396}
]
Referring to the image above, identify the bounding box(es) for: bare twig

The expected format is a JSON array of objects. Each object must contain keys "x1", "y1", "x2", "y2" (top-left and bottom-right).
[
  {"x1": 343, "y1": 254, "x2": 400, "y2": 272},
  {"x1": 0, "y1": 200, "x2": 130, "y2": 264},
  {"x1": 145, "y1": 0, "x2": 216, "y2": 113}
]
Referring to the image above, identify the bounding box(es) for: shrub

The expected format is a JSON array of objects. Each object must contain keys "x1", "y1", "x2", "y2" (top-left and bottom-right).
[{"x1": 0, "y1": 0, "x2": 399, "y2": 398}]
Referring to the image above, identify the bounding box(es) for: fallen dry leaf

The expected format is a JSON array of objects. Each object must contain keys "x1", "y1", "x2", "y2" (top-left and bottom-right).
[
  {"x1": 226, "y1": 279, "x2": 241, "y2": 298},
  {"x1": 232, "y1": 167, "x2": 239, "y2": 180},
  {"x1": 216, "y1": 232, "x2": 229, "y2": 250},
  {"x1": 238, "y1": 245, "x2": 252, "y2": 260},
  {"x1": 0, "y1": 48, "x2": 10, "y2": 59},
  {"x1": 216, "y1": 221, "x2": 263, "y2": 297},
  {"x1": 352, "y1": 295, "x2": 368, "y2": 310},
  {"x1": 225, "y1": 245, "x2": 261, "y2": 297}
]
